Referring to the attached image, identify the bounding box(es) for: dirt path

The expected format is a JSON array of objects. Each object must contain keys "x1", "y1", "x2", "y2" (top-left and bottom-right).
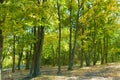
[
  {"x1": 2, "y1": 62, "x2": 120, "y2": 80},
  {"x1": 82, "y1": 63, "x2": 120, "y2": 80}
]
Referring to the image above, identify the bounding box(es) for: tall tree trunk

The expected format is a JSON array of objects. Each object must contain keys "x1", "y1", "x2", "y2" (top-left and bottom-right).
[
  {"x1": 101, "y1": 38, "x2": 104, "y2": 64},
  {"x1": 0, "y1": 1, "x2": 4, "y2": 79},
  {"x1": 68, "y1": 0, "x2": 73, "y2": 70},
  {"x1": 57, "y1": 0, "x2": 61, "y2": 74},
  {"x1": 80, "y1": 26, "x2": 84, "y2": 67},
  {"x1": 93, "y1": 19, "x2": 97, "y2": 65},
  {"x1": 71, "y1": 0, "x2": 80, "y2": 68},
  {"x1": 32, "y1": 26, "x2": 44, "y2": 77},
  {"x1": 79, "y1": 1, "x2": 84, "y2": 68},
  {"x1": 93, "y1": 41, "x2": 99, "y2": 65},
  {"x1": 12, "y1": 35, "x2": 16, "y2": 73},
  {"x1": 29, "y1": 27, "x2": 36, "y2": 77},
  {"x1": 105, "y1": 35, "x2": 108, "y2": 63},
  {"x1": 30, "y1": 0, "x2": 45, "y2": 77}
]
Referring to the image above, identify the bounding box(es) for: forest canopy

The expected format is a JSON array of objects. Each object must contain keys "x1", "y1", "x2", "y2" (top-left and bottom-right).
[{"x1": 0, "y1": 0, "x2": 120, "y2": 78}]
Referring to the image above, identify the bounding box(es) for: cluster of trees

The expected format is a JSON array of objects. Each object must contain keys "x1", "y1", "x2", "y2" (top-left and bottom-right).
[{"x1": 0, "y1": 0, "x2": 120, "y2": 78}]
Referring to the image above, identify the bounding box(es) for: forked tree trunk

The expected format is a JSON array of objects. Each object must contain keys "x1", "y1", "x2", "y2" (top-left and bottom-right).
[
  {"x1": 29, "y1": 0, "x2": 45, "y2": 77},
  {"x1": 32, "y1": 26, "x2": 44, "y2": 77}
]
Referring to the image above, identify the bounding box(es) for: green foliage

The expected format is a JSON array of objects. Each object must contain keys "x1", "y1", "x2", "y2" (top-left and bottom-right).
[{"x1": 1, "y1": 0, "x2": 120, "y2": 70}]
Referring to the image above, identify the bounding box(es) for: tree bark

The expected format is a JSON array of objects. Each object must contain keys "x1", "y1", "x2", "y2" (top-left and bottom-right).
[
  {"x1": 29, "y1": 27, "x2": 36, "y2": 77},
  {"x1": 71, "y1": 0, "x2": 80, "y2": 68},
  {"x1": 93, "y1": 19, "x2": 97, "y2": 65},
  {"x1": 0, "y1": 1, "x2": 4, "y2": 79},
  {"x1": 68, "y1": 0, "x2": 73, "y2": 70},
  {"x1": 57, "y1": 0, "x2": 61, "y2": 74},
  {"x1": 12, "y1": 35, "x2": 16, "y2": 73},
  {"x1": 101, "y1": 38, "x2": 104, "y2": 64},
  {"x1": 29, "y1": 0, "x2": 45, "y2": 77},
  {"x1": 105, "y1": 35, "x2": 108, "y2": 63},
  {"x1": 79, "y1": 1, "x2": 84, "y2": 68},
  {"x1": 32, "y1": 26, "x2": 44, "y2": 77}
]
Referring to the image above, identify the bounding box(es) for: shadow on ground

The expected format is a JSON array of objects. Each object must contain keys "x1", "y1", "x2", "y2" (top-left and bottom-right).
[{"x1": 2, "y1": 63, "x2": 120, "y2": 80}]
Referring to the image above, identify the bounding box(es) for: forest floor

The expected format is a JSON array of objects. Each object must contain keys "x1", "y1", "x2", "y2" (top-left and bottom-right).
[{"x1": 2, "y1": 62, "x2": 120, "y2": 80}]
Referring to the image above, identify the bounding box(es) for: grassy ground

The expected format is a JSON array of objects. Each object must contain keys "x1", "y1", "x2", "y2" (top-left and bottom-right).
[{"x1": 2, "y1": 62, "x2": 120, "y2": 80}]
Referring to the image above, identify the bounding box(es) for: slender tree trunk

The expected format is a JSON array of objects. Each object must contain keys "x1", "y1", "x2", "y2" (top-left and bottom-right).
[
  {"x1": 12, "y1": 35, "x2": 16, "y2": 73},
  {"x1": 57, "y1": 0, "x2": 61, "y2": 74},
  {"x1": 68, "y1": 0, "x2": 73, "y2": 70},
  {"x1": 94, "y1": 40, "x2": 100, "y2": 65},
  {"x1": 105, "y1": 35, "x2": 108, "y2": 63},
  {"x1": 80, "y1": 26, "x2": 84, "y2": 67},
  {"x1": 0, "y1": 1, "x2": 4, "y2": 79},
  {"x1": 103, "y1": 35, "x2": 106, "y2": 64},
  {"x1": 93, "y1": 19, "x2": 97, "y2": 65},
  {"x1": 101, "y1": 38, "x2": 104, "y2": 64},
  {"x1": 79, "y1": 1, "x2": 84, "y2": 68},
  {"x1": 71, "y1": 0, "x2": 80, "y2": 68},
  {"x1": 93, "y1": 41, "x2": 99, "y2": 65}
]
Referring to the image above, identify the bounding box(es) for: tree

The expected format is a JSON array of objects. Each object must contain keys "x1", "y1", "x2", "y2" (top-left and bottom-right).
[
  {"x1": 0, "y1": 0, "x2": 120, "y2": 79},
  {"x1": 0, "y1": 0, "x2": 4, "y2": 79},
  {"x1": 57, "y1": 0, "x2": 62, "y2": 74},
  {"x1": 12, "y1": 35, "x2": 16, "y2": 72},
  {"x1": 30, "y1": 0, "x2": 47, "y2": 77},
  {"x1": 68, "y1": 0, "x2": 73, "y2": 70}
]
